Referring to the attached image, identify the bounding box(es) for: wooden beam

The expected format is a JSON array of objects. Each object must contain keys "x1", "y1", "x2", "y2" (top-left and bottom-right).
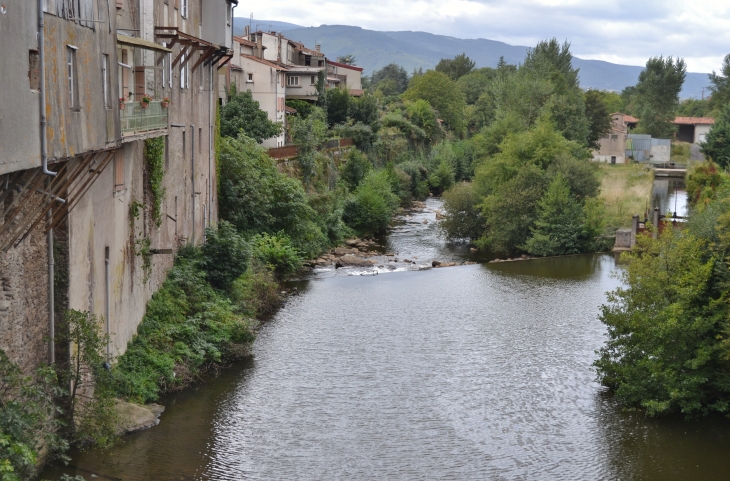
[
  {"x1": 171, "y1": 43, "x2": 191, "y2": 69},
  {"x1": 191, "y1": 47, "x2": 217, "y2": 73}
]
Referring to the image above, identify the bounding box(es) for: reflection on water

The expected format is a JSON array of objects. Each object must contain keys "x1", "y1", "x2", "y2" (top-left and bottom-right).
[
  {"x1": 42, "y1": 255, "x2": 730, "y2": 480},
  {"x1": 652, "y1": 178, "x2": 687, "y2": 217}
]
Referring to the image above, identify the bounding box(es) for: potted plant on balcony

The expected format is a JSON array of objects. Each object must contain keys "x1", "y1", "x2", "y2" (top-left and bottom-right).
[
  {"x1": 140, "y1": 93, "x2": 152, "y2": 109},
  {"x1": 119, "y1": 97, "x2": 126, "y2": 110},
  {"x1": 161, "y1": 97, "x2": 170, "y2": 108}
]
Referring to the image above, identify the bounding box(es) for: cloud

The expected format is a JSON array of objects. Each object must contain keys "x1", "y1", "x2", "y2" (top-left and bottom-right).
[{"x1": 236, "y1": 0, "x2": 730, "y2": 72}]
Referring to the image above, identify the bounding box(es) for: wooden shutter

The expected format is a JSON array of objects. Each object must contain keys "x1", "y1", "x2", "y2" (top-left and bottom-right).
[{"x1": 114, "y1": 150, "x2": 125, "y2": 192}]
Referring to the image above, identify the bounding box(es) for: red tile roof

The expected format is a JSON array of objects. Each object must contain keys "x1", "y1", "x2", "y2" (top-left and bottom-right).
[
  {"x1": 674, "y1": 117, "x2": 715, "y2": 125},
  {"x1": 233, "y1": 36, "x2": 257, "y2": 48},
  {"x1": 610, "y1": 112, "x2": 638, "y2": 123}
]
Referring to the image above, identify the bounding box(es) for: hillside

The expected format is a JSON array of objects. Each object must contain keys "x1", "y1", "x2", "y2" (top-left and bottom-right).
[{"x1": 234, "y1": 20, "x2": 710, "y2": 99}]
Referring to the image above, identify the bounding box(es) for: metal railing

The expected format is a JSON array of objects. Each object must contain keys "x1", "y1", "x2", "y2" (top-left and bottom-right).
[{"x1": 120, "y1": 100, "x2": 169, "y2": 136}]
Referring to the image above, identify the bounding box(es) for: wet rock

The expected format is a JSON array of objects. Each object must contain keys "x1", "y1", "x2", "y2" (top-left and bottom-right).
[
  {"x1": 345, "y1": 239, "x2": 360, "y2": 247},
  {"x1": 435, "y1": 210, "x2": 446, "y2": 220},
  {"x1": 336, "y1": 255, "x2": 375, "y2": 268},
  {"x1": 470, "y1": 247, "x2": 478, "y2": 253},
  {"x1": 422, "y1": 220, "x2": 429, "y2": 224},
  {"x1": 432, "y1": 260, "x2": 442, "y2": 267},
  {"x1": 521, "y1": 254, "x2": 528, "y2": 259},
  {"x1": 334, "y1": 247, "x2": 357, "y2": 256},
  {"x1": 385, "y1": 253, "x2": 395, "y2": 257}
]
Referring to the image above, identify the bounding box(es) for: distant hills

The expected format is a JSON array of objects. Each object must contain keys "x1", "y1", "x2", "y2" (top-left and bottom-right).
[{"x1": 233, "y1": 19, "x2": 711, "y2": 99}]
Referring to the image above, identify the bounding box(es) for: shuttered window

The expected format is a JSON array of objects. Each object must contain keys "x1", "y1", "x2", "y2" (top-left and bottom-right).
[{"x1": 114, "y1": 150, "x2": 125, "y2": 192}]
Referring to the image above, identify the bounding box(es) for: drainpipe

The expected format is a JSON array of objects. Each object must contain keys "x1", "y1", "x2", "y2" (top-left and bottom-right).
[
  {"x1": 209, "y1": 62, "x2": 213, "y2": 231},
  {"x1": 105, "y1": 247, "x2": 110, "y2": 360},
  {"x1": 191, "y1": 124, "x2": 195, "y2": 244},
  {"x1": 39, "y1": 0, "x2": 56, "y2": 364}
]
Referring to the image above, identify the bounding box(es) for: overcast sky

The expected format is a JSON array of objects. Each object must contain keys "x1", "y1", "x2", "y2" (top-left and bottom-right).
[{"x1": 236, "y1": 0, "x2": 730, "y2": 73}]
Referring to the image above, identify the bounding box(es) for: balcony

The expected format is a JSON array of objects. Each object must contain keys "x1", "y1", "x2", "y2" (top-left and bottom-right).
[{"x1": 121, "y1": 100, "x2": 168, "y2": 137}]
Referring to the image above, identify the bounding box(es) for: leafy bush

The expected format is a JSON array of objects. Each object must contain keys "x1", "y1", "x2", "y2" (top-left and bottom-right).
[
  {"x1": 221, "y1": 86, "x2": 282, "y2": 142},
  {"x1": 687, "y1": 161, "x2": 725, "y2": 208},
  {"x1": 1, "y1": 351, "x2": 66, "y2": 481},
  {"x1": 340, "y1": 148, "x2": 372, "y2": 191},
  {"x1": 428, "y1": 158, "x2": 455, "y2": 195},
  {"x1": 201, "y1": 221, "x2": 250, "y2": 290},
  {"x1": 251, "y1": 232, "x2": 303, "y2": 277},
  {"x1": 441, "y1": 182, "x2": 485, "y2": 240},
  {"x1": 343, "y1": 170, "x2": 400, "y2": 235},
  {"x1": 229, "y1": 265, "x2": 281, "y2": 318},
  {"x1": 113, "y1": 250, "x2": 256, "y2": 403}
]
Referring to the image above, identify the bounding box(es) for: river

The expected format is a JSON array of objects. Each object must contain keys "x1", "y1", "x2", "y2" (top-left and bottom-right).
[{"x1": 42, "y1": 197, "x2": 730, "y2": 481}]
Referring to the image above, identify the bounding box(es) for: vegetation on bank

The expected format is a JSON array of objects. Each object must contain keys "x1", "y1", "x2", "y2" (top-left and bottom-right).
[{"x1": 595, "y1": 163, "x2": 730, "y2": 417}]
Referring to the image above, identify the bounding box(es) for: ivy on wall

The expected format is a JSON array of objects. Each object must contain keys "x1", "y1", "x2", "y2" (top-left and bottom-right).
[{"x1": 144, "y1": 138, "x2": 165, "y2": 227}]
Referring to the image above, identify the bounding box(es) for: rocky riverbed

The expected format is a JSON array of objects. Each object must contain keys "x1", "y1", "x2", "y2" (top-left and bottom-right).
[{"x1": 305, "y1": 199, "x2": 477, "y2": 277}]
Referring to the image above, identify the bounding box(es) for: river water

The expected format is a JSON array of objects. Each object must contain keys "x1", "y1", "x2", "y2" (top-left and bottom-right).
[{"x1": 42, "y1": 198, "x2": 730, "y2": 481}]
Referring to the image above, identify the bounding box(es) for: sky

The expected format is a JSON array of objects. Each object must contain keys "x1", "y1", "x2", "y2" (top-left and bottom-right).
[{"x1": 235, "y1": 0, "x2": 730, "y2": 73}]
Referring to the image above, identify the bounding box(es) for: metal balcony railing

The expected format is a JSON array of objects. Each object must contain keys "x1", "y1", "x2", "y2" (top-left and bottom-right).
[{"x1": 121, "y1": 100, "x2": 169, "y2": 136}]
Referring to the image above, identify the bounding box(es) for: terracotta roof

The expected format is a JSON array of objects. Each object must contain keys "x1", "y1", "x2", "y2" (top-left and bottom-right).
[
  {"x1": 233, "y1": 36, "x2": 257, "y2": 48},
  {"x1": 674, "y1": 117, "x2": 715, "y2": 125},
  {"x1": 349, "y1": 89, "x2": 364, "y2": 97},
  {"x1": 326, "y1": 59, "x2": 364, "y2": 72},
  {"x1": 240, "y1": 54, "x2": 288, "y2": 71},
  {"x1": 297, "y1": 44, "x2": 323, "y2": 56},
  {"x1": 285, "y1": 106, "x2": 298, "y2": 114},
  {"x1": 610, "y1": 112, "x2": 639, "y2": 123}
]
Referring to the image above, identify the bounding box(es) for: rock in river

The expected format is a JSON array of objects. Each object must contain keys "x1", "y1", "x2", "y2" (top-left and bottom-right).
[{"x1": 335, "y1": 255, "x2": 375, "y2": 268}]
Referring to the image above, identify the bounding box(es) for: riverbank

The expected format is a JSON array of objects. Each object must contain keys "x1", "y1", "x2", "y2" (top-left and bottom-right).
[{"x1": 598, "y1": 163, "x2": 655, "y2": 229}]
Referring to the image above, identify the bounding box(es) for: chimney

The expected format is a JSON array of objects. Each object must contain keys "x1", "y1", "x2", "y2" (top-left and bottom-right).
[
  {"x1": 244, "y1": 25, "x2": 249, "y2": 36},
  {"x1": 316, "y1": 43, "x2": 321, "y2": 53},
  {"x1": 256, "y1": 34, "x2": 264, "y2": 59}
]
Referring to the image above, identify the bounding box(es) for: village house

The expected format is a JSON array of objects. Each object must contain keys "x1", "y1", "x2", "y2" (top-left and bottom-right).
[
  {"x1": 674, "y1": 117, "x2": 715, "y2": 144},
  {"x1": 326, "y1": 59, "x2": 364, "y2": 96},
  {"x1": 0, "y1": 0, "x2": 234, "y2": 372},
  {"x1": 593, "y1": 113, "x2": 634, "y2": 164}
]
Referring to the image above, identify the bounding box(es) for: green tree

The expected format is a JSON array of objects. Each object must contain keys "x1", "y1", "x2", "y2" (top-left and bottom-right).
[
  {"x1": 441, "y1": 182, "x2": 484, "y2": 240},
  {"x1": 677, "y1": 98, "x2": 712, "y2": 118},
  {"x1": 435, "y1": 53, "x2": 476, "y2": 80},
  {"x1": 371, "y1": 63, "x2": 409, "y2": 94},
  {"x1": 326, "y1": 87, "x2": 353, "y2": 127},
  {"x1": 349, "y1": 93, "x2": 379, "y2": 125},
  {"x1": 522, "y1": 175, "x2": 588, "y2": 256},
  {"x1": 403, "y1": 70, "x2": 467, "y2": 134},
  {"x1": 701, "y1": 105, "x2": 730, "y2": 168},
  {"x1": 708, "y1": 54, "x2": 730, "y2": 113},
  {"x1": 594, "y1": 228, "x2": 729, "y2": 416},
  {"x1": 288, "y1": 107, "x2": 329, "y2": 185},
  {"x1": 343, "y1": 170, "x2": 400, "y2": 235},
  {"x1": 585, "y1": 89, "x2": 613, "y2": 150},
  {"x1": 634, "y1": 56, "x2": 687, "y2": 138},
  {"x1": 405, "y1": 99, "x2": 442, "y2": 144},
  {"x1": 221, "y1": 86, "x2": 283, "y2": 142},
  {"x1": 286, "y1": 99, "x2": 314, "y2": 118},
  {"x1": 524, "y1": 38, "x2": 579, "y2": 93},
  {"x1": 200, "y1": 221, "x2": 250, "y2": 290},
  {"x1": 340, "y1": 148, "x2": 372, "y2": 191},
  {"x1": 456, "y1": 69, "x2": 496, "y2": 104}
]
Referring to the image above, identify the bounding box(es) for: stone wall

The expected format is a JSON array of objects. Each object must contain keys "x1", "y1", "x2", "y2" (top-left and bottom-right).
[{"x1": 0, "y1": 195, "x2": 50, "y2": 374}]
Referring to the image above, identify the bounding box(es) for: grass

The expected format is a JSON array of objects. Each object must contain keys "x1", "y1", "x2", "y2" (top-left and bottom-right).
[{"x1": 598, "y1": 163, "x2": 654, "y2": 229}]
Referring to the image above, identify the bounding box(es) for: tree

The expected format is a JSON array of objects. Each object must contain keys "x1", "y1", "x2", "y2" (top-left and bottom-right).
[
  {"x1": 405, "y1": 99, "x2": 442, "y2": 144},
  {"x1": 594, "y1": 228, "x2": 729, "y2": 416},
  {"x1": 456, "y1": 69, "x2": 496, "y2": 104},
  {"x1": 348, "y1": 93, "x2": 379, "y2": 125},
  {"x1": 326, "y1": 87, "x2": 352, "y2": 127},
  {"x1": 220, "y1": 86, "x2": 282, "y2": 142},
  {"x1": 634, "y1": 56, "x2": 687, "y2": 138},
  {"x1": 435, "y1": 53, "x2": 476, "y2": 81},
  {"x1": 336, "y1": 54, "x2": 356, "y2": 65},
  {"x1": 584, "y1": 90, "x2": 613, "y2": 150},
  {"x1": 701, "y1": 104, "x2": 730, "y2": 168},
  {"x1": 708, "y1": 54, "x2": 730, "y2": 112},
  {"x1": 286, "y1": 99, "x2": 314, "y2": 119},
  {"x1": 522, "y1": 175, "x2": 588, "y2": 256},
  {"x1": 371, "y1": 63, "x2": 409, "y2": 94},
  {"x1": 403, "y1": 70, "x2": 467, "y2": 134},
  {"x1": 524, "y1": 39, "x2": 579, "y2": 93},
  {"x1": 441, "y1": 182, "x2": 484, "y2": 240}
]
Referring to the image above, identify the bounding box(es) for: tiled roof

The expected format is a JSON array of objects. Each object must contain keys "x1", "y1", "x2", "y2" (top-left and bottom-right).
[
  {"x1": 674, "y1": 117, "x2": 715, "y2": 125},
  {"x1": 240, "y1": 54, "x2": 288, "y2": 71},
  {"x1": 285, "y1": 106, "x2": 298, "y2": 114},
  {"x1": 326, "y1": 59, "x2": 364, "y2": 72},
  {"x1": 610, "y1": 112, "x2": 638, "y2": 123}
]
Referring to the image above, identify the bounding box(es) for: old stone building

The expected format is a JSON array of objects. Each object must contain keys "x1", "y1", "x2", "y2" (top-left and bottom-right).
[{"x1": 0, "y1": 0, "x2": 234, "y2": 371}]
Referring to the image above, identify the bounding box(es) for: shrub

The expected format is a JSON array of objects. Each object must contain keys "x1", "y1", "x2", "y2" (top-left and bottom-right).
[
  {"x1": 113, "y1": 251, "x2": 256, "y2": 403},
  {"x1": 251, "y1": 232, "x2": 304, "y2": 277},
  {"x1": 229, "y1": 265, "x2": 281, "y2": 318},
  {"x1": 343, "y1": 170, "x2": 400, "y2": 235},
  {"x1": 201, "y1": 221, "x2": 250, "y2": 290},
  {"x1": 340, "y1": 148, "x2": 372, "y2": 191},
  {"x1": 441, "y1": 183, "x2": 485, "y2": 240},
  {"x1": 428, "y1": 158, "x2": 455, "y2": 195}
]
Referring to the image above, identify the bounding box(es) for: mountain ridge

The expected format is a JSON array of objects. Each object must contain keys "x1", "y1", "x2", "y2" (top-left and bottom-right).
[{"x1": 233, "y1": 19, "x2": 711, "y2": 99}]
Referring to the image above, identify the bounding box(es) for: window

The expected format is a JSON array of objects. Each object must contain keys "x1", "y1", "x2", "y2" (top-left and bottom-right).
[
  {"x1": 310, "y1": 75, "x2": 316, "y2": 85},
  {"x1": 67, "y1": 46, "x2": 79, "y2": 110},
  {"x1": 180, "y1": 53, "x2": 188, "y2": 89},
  {"x1": 318, "y1": 60, "x2": 324, "y2": 67},
  {"x1": 181, "y1": 0, "x2": 188, "y2": 18},
  {"x1": 611, "y1": 135, "x2": 618, "y2": 141},
  {"x1": 287, "y1": 75, "x2": 299, "y2": 86},
  {"x1": 247, "y1": 73, "x2": 253, "y2": 82},
  {"x1": 114, "y1": 150, "x2": 125, "y2": 192},
  {"x1": 102, "y1": 54, "x2": 111, "y2": 109}
]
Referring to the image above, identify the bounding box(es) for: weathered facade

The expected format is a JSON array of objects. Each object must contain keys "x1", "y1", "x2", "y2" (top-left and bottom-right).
[
  {"x1": 326, "y1": 59, "x2": 364, "y2": 95},
  {"x1": 1, "y1": 0, "x2": 232, "y2": 371}
]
